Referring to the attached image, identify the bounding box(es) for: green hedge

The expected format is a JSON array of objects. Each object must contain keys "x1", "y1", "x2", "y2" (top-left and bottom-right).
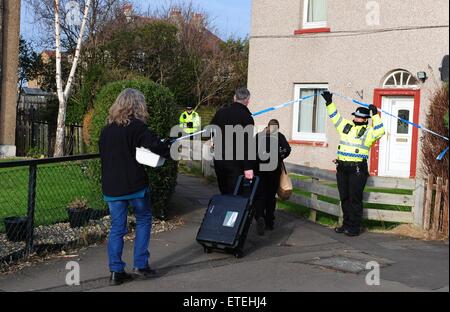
[{"x1": 88, "y1": 79, "x2": 179, "y2": 218}]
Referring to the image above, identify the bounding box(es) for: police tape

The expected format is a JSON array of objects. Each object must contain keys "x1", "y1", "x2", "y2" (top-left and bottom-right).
[
  {"x1": 437, "y1": 147, "x2": 449, "y2": 161},
  {"x1": 172, "y1": 93, "x2": 318, "y2": 142},
  {"x1": 331, "y1": 91, "x2": 449, "y2": 141},
  {"x1": 252, "y1": 94, "x2": 317, "y2": 117},
  {"x1": 175, "y1": 130, "x2": 207, "y2": 142},
  {"x1": 330, "y1": 91, "x2": 449, "y2": 160},
  {"x1": 172, "y1": 91, "x2": 449, "y2": 161}
]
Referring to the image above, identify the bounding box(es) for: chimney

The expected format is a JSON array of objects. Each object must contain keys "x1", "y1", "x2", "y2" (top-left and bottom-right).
[
  {"x1": 192, "y1": 13, "x2": 204, "y2": 30},
  {"x1": 123, "y1": 3, "x2": 133, "y2": 22},
  {"x1": 169, "y1": 7, "x2": 183, "y2": 29},
  {"x1": 170, "y1": 8, "x2": 182, "y2": 20}
]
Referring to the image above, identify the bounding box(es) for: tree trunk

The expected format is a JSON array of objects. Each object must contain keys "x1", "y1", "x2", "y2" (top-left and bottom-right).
[
  {"x1": 53, "y1": 0, "x2": 92, "y2": 157},
  {"x1": 53, "y1": 0, "x2": 66, "y2": 157}
]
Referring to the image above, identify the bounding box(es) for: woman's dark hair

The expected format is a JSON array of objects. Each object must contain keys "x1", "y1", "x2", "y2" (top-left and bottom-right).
[{"x1": 268, "y1": 119, "x2": 280, "y2": 127}]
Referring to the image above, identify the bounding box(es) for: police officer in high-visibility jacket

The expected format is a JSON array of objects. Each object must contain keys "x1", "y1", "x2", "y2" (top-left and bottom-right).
[
  {"x1": 179, "y1": 105, "x2": 201, "y2": 134},
  {"x1": 322, "y1": 91, "x2": 385, "y2": 236}
]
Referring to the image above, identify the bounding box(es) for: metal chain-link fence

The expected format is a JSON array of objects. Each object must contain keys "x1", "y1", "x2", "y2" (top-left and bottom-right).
[{"x1": 0, "y1": 155, "x2": 110, "y2": 269}]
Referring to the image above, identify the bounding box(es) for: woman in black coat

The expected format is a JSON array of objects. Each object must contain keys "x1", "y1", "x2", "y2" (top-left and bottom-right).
[
  {"x1": 99, "y1": 88, "x2": 172, "y2": 286},
  {"x1": 255, "y1": 119, "x2": 291, "y2": 236}
]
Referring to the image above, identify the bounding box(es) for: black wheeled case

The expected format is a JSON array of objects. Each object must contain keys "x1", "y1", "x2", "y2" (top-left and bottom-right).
[{"x1": 196, "y1": 175, "x2": 260, "y2": 258}]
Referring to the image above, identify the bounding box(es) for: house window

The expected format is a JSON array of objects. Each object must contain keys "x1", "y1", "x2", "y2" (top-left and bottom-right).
[
  {"x1": 292, "y1": 84, "x2": 328, "y2": 141},
  {"x1": 303, "y1": 0, "x2": 327, "y2": 29}
]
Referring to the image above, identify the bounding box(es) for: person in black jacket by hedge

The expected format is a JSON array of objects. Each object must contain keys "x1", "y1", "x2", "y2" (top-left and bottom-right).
[
  {"x1": 210, "y1": 87, "x2": 256, "y2": 194},
  {"x1": 254, "y1": 119, "x2": 291, "y2": 235},
  {"x1": 99, "y1": 88, "x2": 172, "y2": 286}
]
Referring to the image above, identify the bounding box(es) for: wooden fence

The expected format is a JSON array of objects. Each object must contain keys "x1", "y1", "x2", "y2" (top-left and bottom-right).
[
  {"x1": 284, "y1": 163, "x2": 425, "y2": 227},
  {"x1": 423, "y1": 176, "x2": 449, "y2": 239},
  {"x1": 15, "y1": 116, "x2": 84, "y2": 157}
]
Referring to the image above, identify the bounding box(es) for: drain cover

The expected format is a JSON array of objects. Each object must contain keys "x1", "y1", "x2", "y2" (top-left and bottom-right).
[{"x1": 306, "y1": 256, "x2": 371, "y2": 274}]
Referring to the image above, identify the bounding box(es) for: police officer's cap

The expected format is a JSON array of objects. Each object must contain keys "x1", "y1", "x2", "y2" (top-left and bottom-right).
[{"x1": 352, "y1": 107, "x2": 371, "y2": 119}]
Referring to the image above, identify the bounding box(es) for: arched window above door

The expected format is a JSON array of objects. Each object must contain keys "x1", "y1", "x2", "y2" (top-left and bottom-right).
[{"x1": 382, "y1": 70, "x2": 419, "y2": 89}]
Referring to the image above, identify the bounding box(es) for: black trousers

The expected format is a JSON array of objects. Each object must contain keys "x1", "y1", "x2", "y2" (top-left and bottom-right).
[
  {"x1": 336, "y1": 161, "x2": 369, "y2": 232},
  {"x1": 214, "y1": 160, "x2": 243, "y2": 195},
  {"x1": 254, "y1": 168, "x2": 281, "y2": 225}
]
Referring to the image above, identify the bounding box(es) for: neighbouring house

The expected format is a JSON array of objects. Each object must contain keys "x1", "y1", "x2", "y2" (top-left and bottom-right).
[
  {"x1": 17, "y1": 87, "x2": 54, "y2": 111},
  {"x1": 166, "y1": 8, "x2": 223, "y2": 54},
  {"x1": 248, "y1": 0, "x2": 449, "y2": 178},
  {"x1": 27, "y1": 50, "x2": 56, "y2": 90},
  {"x1": 100, "y1": 5, "x2": 223, "y2": 55},
  {"x1": 0, "y1": 0, "x2": 21, "y2": 157}
]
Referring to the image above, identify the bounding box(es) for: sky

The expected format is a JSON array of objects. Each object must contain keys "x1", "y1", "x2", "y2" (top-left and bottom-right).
[
  {"x1": 134, "y1": 0, "x2": 252, "y2": 39},
  {"x1": 20, "y1": 0, "x2": 252, "y2": 49}
]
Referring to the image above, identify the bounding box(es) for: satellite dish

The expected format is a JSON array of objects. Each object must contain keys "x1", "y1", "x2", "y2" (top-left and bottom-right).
[{"x1": 440, "y1": 55, "x2": 449, "y2": 82}]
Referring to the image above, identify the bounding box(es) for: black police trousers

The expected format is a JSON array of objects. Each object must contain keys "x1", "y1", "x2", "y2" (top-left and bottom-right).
[
  {"x1": 254, "y1": 168, "x2": 281, "y2": 226},
  {"x1": 336, "y1": 161, "x2": 369, "y2": 232}
]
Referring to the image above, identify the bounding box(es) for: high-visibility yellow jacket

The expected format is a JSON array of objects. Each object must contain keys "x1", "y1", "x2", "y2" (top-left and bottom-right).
[
  {"x1": 326, "y1": 103, "x2": 385, "y2": 162},
  {"x1": 179, "y1": 111, "x2": 201, "y2": 134}
]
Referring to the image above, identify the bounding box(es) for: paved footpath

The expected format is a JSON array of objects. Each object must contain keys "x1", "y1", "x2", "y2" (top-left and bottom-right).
[{"x1": 0, "y1": 175, "x2": 448, "y2": 292}]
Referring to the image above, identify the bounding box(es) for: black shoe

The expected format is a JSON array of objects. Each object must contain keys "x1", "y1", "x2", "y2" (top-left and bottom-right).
[
  {"x1": 344, "y1": 229, "x2": 360, "y2": 237},
  {"x1": 335, "y1": 226, "x2": 346, "y2": 234},
  {"x1": 132, "y1": 267, "x2": 159, "y2": 280},
  {"x1": 256, "y1": 217, "x2": 265, "y2": 236},
  {"x1": 109, "y1": 271, "x2": 133, "y2": 286}
]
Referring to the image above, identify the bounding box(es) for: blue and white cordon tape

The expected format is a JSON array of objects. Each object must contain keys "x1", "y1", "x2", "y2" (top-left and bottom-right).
[
  {"x1": 174, "y1": 91, "x2": 449, "y2": 161},
  {"x1": 330, "y1": 91, "x2": 449, "y2": 160}
]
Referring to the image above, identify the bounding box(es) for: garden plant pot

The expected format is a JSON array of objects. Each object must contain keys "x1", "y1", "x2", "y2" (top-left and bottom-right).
[
  {"x1": 89, "y1": 209, "x2": 109, "y2": 220},
  {"x1": 67, "y1": 208, "x2": 92, "y2": 228},
  {"x1": 4, "y1": 217, "x2": 28, "y2": 242}
]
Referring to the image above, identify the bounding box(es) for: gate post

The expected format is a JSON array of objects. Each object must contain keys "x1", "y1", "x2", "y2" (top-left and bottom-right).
[
  {"x1": 413, "y1": 178, "x2": 426, "y2": 229},
  {"x1": 25, "y1": 164, "x2": 37, "y2": 256}
]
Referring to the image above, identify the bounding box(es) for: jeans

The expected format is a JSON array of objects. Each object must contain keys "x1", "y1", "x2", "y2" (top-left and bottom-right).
[{"x1": 107, "y1": 189, "x2": 152, "y2": 272}]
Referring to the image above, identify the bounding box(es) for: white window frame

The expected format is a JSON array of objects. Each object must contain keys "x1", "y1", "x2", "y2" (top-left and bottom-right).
[
  {"x1": 292, "y1": 83, "x2": 328, "y2": 142},
  {"x1": 302, "y1": 0, "x2": 328, "y2": 29},
  {"x1": 382, "y1": 70, "x2": 419, "y2": 89}
]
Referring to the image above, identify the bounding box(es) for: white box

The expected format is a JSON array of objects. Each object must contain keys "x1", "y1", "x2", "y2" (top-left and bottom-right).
[{"x1": 136, "y1": 147, "x2": 166, "y2": 167}]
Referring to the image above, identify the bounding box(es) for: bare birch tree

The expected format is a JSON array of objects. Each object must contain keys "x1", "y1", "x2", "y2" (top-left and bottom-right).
[{"x1": 53, "y1": 0, "x2": 92, "y2": 156}]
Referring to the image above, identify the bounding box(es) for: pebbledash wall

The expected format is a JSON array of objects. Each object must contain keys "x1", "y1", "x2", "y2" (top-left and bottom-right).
[
  {"x1": 247, "y1": 0, "x2": 449, "y2": 178},
  {"x1": 0, "y1": 0, "x2": 21, "y2": 157}
]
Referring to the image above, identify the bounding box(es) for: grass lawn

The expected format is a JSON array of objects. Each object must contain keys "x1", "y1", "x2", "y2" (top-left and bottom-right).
[
  {"x1": 0, "y1": 158, "x2": 28, "y2": 163},
  {"x1": 0, "y1": 160, "x2": 104, "y2": 233}
]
